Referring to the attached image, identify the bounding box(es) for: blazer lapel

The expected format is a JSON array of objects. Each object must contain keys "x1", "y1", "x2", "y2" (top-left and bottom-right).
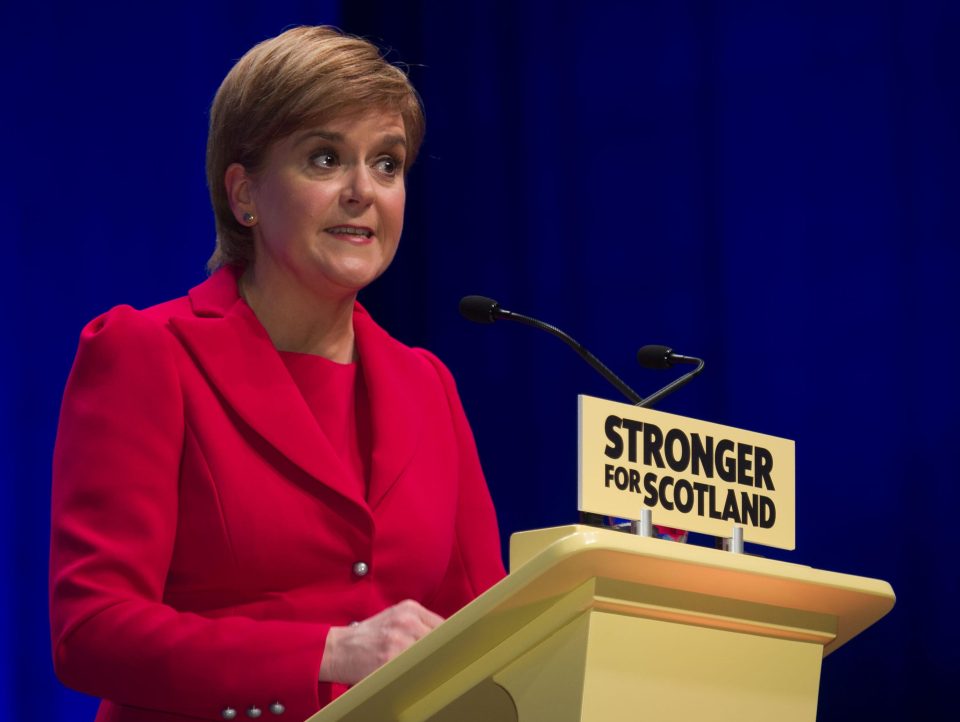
[
  {"x1": 169, "y1": 268, "x2": 367, "y2": 513},
  {"x1": 353, "y1": 306, "x2": 425, "y2": 510}
]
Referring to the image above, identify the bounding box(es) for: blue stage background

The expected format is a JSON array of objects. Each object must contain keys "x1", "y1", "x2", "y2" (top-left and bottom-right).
[{"x1": 4, "y1": 1, "x2": 958, "y2": 719}]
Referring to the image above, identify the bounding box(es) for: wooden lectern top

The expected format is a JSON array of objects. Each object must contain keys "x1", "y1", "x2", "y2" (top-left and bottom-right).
[{"x1": 305, "y1": 525, "x2": 894, "y2": 722}]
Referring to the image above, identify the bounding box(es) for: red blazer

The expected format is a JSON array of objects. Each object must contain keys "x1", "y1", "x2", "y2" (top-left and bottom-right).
[{"x1": 50, "y1": 267, "x2": 505, "y2": 722}]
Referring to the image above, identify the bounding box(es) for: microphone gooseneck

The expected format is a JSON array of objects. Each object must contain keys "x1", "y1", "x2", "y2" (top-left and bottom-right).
[
  {"x1": 635, "y1": 345, "x2": 705, "y2": 408},
  {"x1": 459, "y1": 296, "x2": 644, "y2": 405},
  {"x1": 459, "y1": 297, "x2": 706, "y2": 409}
]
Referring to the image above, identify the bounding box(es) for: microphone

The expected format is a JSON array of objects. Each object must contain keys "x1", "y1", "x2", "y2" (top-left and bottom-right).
[
  {"x1": 637, "y1": 345, "x2": 702, "y2": 370},
  {"x1": 635, "y1": 345, "x2": 705, "y2": 408},
  {"x1": 458, "y1": 295, "x2": 506, "y2": 325},
  {"x1": 459, "y1": 296, "x2": 644, "y2": 405}
]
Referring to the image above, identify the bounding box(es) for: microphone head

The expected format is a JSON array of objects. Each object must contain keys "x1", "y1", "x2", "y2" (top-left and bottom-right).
[
  {"x1": 637, "y1": 345, "x2": 674, "y2": 370},
  {"x1": 459, "y1": 295, "x2": 501, "y2": 324}
]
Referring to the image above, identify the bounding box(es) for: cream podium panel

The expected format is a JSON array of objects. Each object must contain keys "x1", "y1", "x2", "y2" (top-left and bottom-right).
[{"x1": 305, "y1": 526, "x2": 894, "y2": 722}]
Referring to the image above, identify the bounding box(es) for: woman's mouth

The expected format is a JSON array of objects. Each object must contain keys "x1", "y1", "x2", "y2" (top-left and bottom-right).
[{"x1": 325, "y1": 225, "x2": 374, "y2": 240}]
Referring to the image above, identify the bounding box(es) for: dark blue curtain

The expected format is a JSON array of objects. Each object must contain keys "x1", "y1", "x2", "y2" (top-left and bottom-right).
[{"x1": 4, "y1": 1, "x2": 957, "y2": 719}]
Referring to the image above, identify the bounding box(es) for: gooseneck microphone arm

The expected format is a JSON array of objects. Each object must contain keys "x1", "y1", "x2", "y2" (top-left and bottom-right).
[
  {"x1": 459, "y1": 295, "x2": 644, "y2": 405},
  {"x1": 500, "y1": 309, "x2": 647, "y2": 405},
  {"x1": 635, "y1": 344, "x2": 705, "y2": 408}
]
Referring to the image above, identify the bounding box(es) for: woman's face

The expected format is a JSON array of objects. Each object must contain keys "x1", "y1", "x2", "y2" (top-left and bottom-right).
[{"x1": 239, "y1": 109, "x2": 407, "y2": 300}]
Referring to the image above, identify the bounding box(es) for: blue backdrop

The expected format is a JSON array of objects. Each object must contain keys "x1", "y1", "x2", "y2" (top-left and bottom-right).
[{"x1": 4, "y1": 1, "x2": 958, "y2": 719}]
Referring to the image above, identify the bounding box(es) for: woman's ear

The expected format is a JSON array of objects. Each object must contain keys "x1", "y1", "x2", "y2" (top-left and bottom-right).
[{"x1": 225, "y1": 163, "x2": 257, "y2": 226}]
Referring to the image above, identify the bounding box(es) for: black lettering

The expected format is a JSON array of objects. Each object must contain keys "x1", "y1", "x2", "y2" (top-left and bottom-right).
[
  {"x1": 760, "y1": 496, "x2": 776, "y2": 528},
  {"x1": 665, "y1": 429, "x2": 690, "y2": 472},
  {"x1": 622, "y1": 418, "x2": 643, "y2": 463},
  {"x1": 691, "y1": 433, "x2": 713, "y2": 477},
  {"x1": 693, "y1": 482, "x2": 711, "y2": 515},
  {"x1": 643, "y1": 472, "x2": 658, "y2": 506},
  {"x1": 604, "y1": 416, "x2": 623, "y2": 459},
  {"x1": 737, "y1": 443, "x2": 754, "y2": 486},
  {"x1": 716, "y1": 439, "x2": 736, "y2": 482},
  {"x1": 740, "y1": 491, "x2": 759, "y2": 526},
  {"x1": 643, "y1": 423, "x2": 665, "y2": 467},
  {"x1": 658, "y1": 476, "x2": 675, "y2": 510},
  {"x1": 708, "y1": 484, "x2": 722, "y2": 519},
  {"x1": 614, "y1": 466, "x2": 629, "y2": 491},
  {"x1": 722, "y1": 488, "x2": 742, "y2": 523},
  {"x1": 604, "y1": 464, "x2": 615, "y2": 488},
  {"x1": 755, "y1": 446, "x2": 775, "y2": 490},
  {"x1": 674, "y1": 478, "x2": 694, "y2": 513},
  {"x1": 628, "y1": 468, "x2": 641, "y2": 493}
]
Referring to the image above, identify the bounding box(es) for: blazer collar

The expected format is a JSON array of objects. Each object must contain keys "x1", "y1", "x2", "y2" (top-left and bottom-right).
[
  {"x1": 353, "y1": 304, "x2": 425, "y2": 509},
  {"x1": 170, "y1": 267, "x2": 423, "y2": 512}
]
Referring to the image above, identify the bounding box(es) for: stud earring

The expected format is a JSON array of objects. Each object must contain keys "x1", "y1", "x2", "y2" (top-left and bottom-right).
[{"x1": 242, "y1": 212, "x2": 256, "y2": 225}]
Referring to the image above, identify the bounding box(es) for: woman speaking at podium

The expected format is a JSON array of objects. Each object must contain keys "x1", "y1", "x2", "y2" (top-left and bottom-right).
[{"x1": 49, "y1": 26, "x2": 505, "y2": 722}]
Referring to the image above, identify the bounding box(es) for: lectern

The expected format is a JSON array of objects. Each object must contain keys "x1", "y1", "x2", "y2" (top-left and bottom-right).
[{"x1": 305, "y1": 525, "x2": 894, "y2": 722}]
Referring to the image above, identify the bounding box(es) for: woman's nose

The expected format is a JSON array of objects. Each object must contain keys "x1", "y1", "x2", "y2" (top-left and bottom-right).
[{"x1": 341, "y1": 165, "x2": 376, "y2": 207}]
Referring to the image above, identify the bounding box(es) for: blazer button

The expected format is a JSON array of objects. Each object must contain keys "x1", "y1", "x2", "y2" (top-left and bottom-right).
[
  {"x1": 352, "y1": 561, "x2": 369, "y2": 577},
  {"x1": 269, "y1": 701, "x2": 286, "y2": 715},
  {"x1": 246, "y1": 706, "x2": 262, "y2": 718},
  {"x1": 221, "y1": 709, "x2": 238, "y2": 720}
]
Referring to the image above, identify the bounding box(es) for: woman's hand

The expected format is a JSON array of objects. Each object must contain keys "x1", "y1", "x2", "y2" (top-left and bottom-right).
[{"x1": 319, "y1": 600, "x2": 444, "y2": 685}]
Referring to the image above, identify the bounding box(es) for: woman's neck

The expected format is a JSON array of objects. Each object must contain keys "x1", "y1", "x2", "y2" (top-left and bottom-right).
[{"x1": 238, "y1": 265, "x2": 357, "y2": 364}]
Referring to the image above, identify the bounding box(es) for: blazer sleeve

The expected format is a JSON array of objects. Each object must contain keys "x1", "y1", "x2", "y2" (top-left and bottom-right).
[
  {"x1": 49, "y1": 306, "x2": 332, "y2": 721},
  {"x1": 416, "y1": 350, "x2": 506, "y2": 618}
]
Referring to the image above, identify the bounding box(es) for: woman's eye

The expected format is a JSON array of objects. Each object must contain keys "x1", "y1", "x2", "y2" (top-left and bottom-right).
[
  {"x1": 310, "y1": 150, "x2": 338, "y2": 168},
  {"x1": 374, "y1": 156, "x2": 402, "y2": 176}
]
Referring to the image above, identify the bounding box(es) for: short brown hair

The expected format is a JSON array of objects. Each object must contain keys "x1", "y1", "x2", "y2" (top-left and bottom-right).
[{"x1": 205, "y1": 26, "x2": 425, "y2": 271}]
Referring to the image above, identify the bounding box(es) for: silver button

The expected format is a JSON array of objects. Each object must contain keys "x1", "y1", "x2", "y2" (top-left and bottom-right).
[
  {"x1": 352, "y1": 561, "x2": 369, "y2": 577},
  {"x1": 221, "y1": 709, "x2": 238, "y2": 720},
  {"x1": 269, "y1": 701, "x2": 286, "y2": 715},
  {"x1": 246, "y1": 706, "x2": 262, "y2": 719}
]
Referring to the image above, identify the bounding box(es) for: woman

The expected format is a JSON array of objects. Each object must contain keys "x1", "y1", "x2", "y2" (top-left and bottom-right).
[{"x1": 50, "y1": 26, "x2": 505, "y2": 722}]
